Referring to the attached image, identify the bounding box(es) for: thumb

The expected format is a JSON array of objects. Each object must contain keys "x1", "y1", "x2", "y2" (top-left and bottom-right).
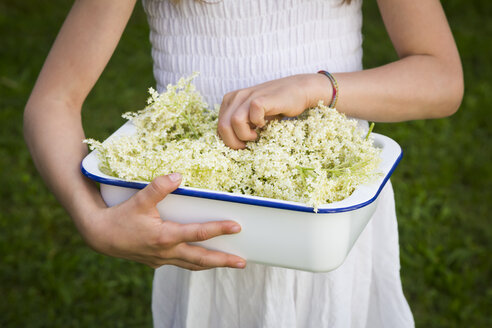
[{"x1": 134, "y1": 173, "x2": 182, "y2": 209}]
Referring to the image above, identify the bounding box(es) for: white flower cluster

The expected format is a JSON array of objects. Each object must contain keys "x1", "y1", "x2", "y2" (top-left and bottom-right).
[{"x1": 85, "y1": 74, "x2": 381, "y2": 211}]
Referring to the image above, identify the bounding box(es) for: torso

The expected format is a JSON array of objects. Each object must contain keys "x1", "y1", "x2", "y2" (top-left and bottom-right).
[
  {"x1": 143, "y1": 0, "x2": 363, "y2": 105},
  {"x1": 143, "y1": 1, "x2": 414, "y2": 327}
]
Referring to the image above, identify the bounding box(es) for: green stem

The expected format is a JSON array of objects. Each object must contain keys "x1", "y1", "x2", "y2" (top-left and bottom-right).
[
  {"x1": 325, "y1": 159, "x2": 371, "y2": 177},
  {"x1": 296, "y1": 165, "x2": 317, "y2": 180},
  {"x1": 182, "y1": 112, "x2": 199, "y2": 138},
  {"x1": 365, "y1": 122, "x2": 375, "y2": 141}
]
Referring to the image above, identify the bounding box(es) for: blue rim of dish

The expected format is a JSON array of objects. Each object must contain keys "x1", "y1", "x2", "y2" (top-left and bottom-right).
[{"x1": 81, "y1": 150, "x2": 402, "y2": 213}]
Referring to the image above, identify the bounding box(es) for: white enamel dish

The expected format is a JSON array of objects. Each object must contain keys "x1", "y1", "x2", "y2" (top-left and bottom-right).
[{"x1": 81, "y1": 122, "x2": 402, "y2": 272}]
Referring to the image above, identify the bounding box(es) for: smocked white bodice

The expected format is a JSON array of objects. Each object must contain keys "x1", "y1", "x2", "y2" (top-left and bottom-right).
[{"x1": 143, "y1": 0, "x2": 363, "y2": 105}]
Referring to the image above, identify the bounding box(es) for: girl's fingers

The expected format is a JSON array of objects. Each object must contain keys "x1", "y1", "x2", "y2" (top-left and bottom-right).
[
  {"x1": 231, "y1": 103, "x2": 258, "y2": 142},
  {"x1": 124, "y1": 254, "x2": 206, "y2": 270},
  {"x1": 133, "y1": 174, "x2": 182, "y2": 209},
  {"x1": 218, "y1": 90, "x2": 249, "y2": 123},
  {"x1": 174, "y1": 220, "x2": 242, "y2": 243},
  {"x1": 151, "y1": 220, "x2": 245, "y2": 269},
  {"x1": 155, "y1": 220, "x2": 241, "y2": 248},
  {"x1": 218, "y1": 91, "x2": 253, "y2": 149},
  {"x1": 217, "y1": 115, "x2": 247, "y2": 149},
  {"x1": 173, "y1": 243, "x2": 246, "y2": 269},
  {"x1": 219, "y1": 94, "x2": 300, "y2": 148},
  {"x1": 265, "y1": 114, "x2": 284, "y2": 122},
  {"x1": 249, "y1": 98, "x2": 266, "y2": 127},
  {"x1": 251, "y1": 94, "x2": 297, "y2": 119},
  {"x1": 157, "y1": 258, "x2": 209, "y2": 271}
]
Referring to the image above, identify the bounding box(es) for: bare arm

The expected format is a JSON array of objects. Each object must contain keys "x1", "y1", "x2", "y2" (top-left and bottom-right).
[
  {"x1": 24, "y1": 0, "x2": 245, "y2": 270},
  {"x1": 333, "y1": 0, "x2": 464, "y2": 121},
  {"x1": 218, "y1": 0, "x2": 464, "y2": 149},
  {"x1": 25, "y1": 0, "x2": 136, "y2": 235}
]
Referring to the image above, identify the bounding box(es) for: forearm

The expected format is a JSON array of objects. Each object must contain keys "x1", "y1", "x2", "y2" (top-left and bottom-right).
[
  {"x1": 307, "y1": 0, "x2": 464, "y2": 122},
  {"x1": 23, "y1": 99, "x2": 105, "y2": 238},
  {"x1": 310, "y1": 53, "x2": 463, "y2": 122},
  {"x1": 217, "y1": 52, "x2": 463, "y2": 149},
  {"x1": 22, "y1": 0, "x2": 246, "y2": 269},
  {"x1": 22, "y1": 0, "x2": 137, "y2": 239}
]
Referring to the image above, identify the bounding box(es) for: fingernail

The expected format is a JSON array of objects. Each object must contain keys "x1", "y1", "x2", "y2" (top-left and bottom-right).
[
  {"x1": 230, "y1": 225, "x2": 241, "y2": 233},
  {"x1": 235, "y1": 261, "x2": 246, "y2": 268},
  {"x1": 168, "y1": 172, "x2": 182, "y2": 182}
]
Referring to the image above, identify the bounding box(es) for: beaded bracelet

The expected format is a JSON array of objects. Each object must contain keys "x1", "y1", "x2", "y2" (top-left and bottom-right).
[{"x1": 317, "y1": 70, "x2": 339, "y2": 109}]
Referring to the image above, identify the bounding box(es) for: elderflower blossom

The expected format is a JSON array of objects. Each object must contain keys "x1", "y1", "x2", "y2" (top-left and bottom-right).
[{"x1": 85, "y1": 74, "x2": 381, "y2": 211}]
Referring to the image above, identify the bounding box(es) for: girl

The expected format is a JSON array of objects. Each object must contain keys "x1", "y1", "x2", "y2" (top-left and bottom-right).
[{"x1": 24, "y1": 0, "x2": 463, "y2": 326}]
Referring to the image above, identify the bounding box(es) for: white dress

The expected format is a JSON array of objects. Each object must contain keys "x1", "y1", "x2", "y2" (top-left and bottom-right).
[{"x1": 142, "y1": 0, "x2": 414, "y2": 327}]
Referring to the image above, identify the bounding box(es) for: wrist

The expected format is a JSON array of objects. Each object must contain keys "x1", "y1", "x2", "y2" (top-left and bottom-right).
[
  {"x1": 68, "y1": 184, "x2": 109, "y2": 252},
  {"x1": 303, "y1": 73, "x2": 334, "y2": 108},
  {"x1": 74, "y1": 205, "x2": 113, "y2": 254},
  {"x1": 317, "y1": 70, "x2": 339, "y2": 108}
]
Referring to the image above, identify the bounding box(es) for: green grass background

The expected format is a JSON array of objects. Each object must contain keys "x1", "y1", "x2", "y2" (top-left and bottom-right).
[{"x1": 0, "y1": 0, "x2": 490, "y2": 327}]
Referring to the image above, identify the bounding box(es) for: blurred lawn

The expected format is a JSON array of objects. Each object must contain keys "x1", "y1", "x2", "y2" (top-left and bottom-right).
[{"x1": 0, "y1": 1, "x2": 491, "y2": 327}]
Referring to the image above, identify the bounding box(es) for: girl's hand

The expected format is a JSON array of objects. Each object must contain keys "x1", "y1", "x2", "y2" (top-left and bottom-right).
[
  {"x1": 86, "y1": 173, "x2": 246, "y2": 270},
  {"x1": 217, "y1": 74, "x2": 331, "y2": 149}
]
